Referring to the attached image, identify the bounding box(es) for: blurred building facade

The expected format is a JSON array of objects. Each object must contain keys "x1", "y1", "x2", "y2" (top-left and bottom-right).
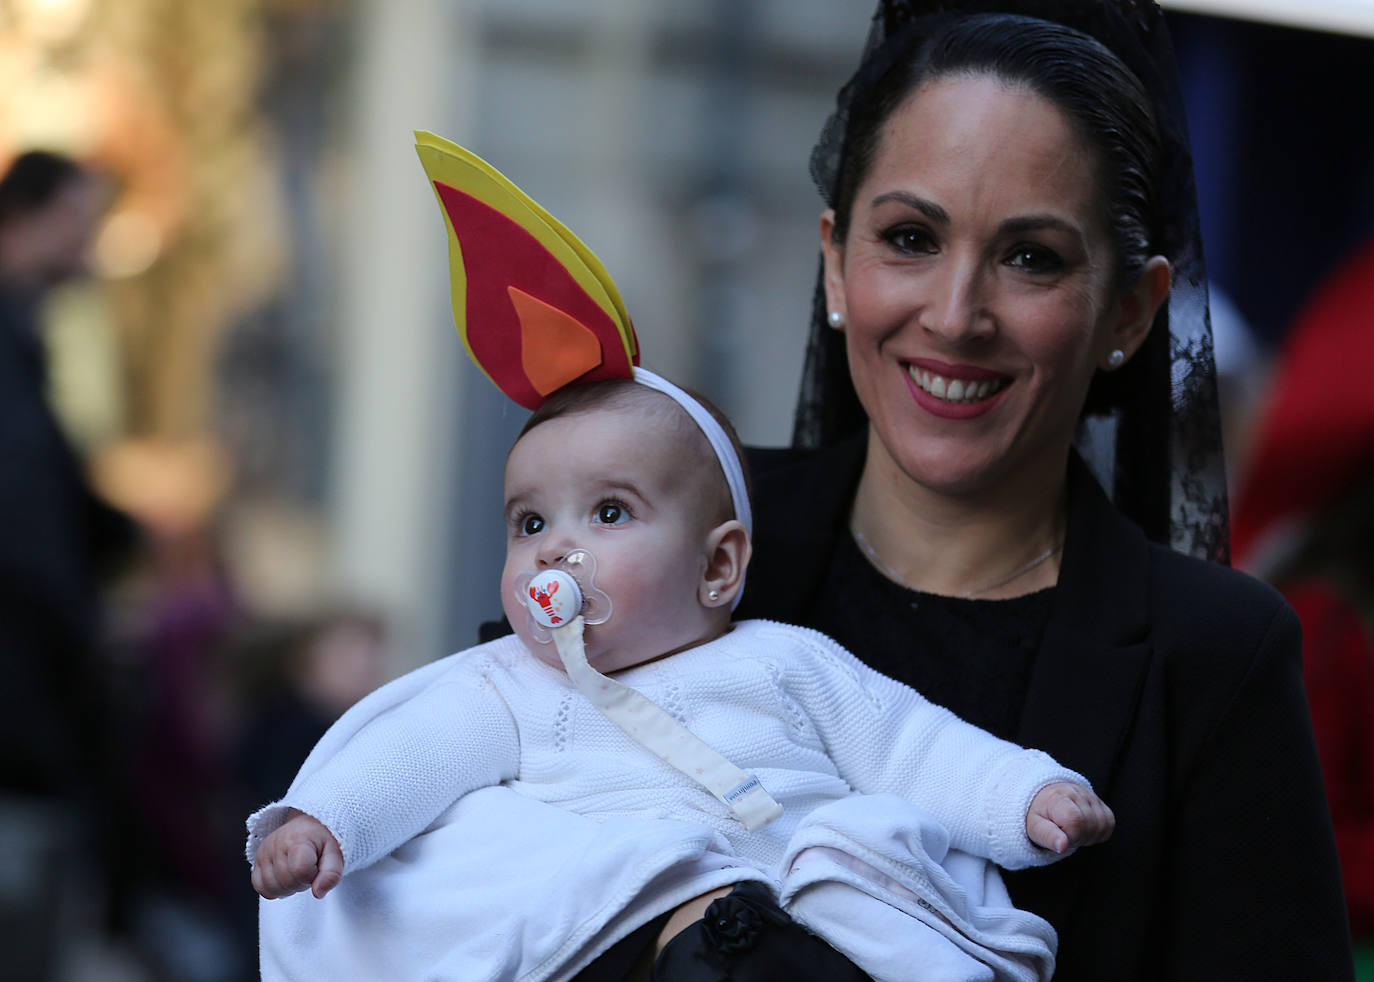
[
  {"x1": 3, "y1": 0, "x2": 1372, "y2": 681},
  {"x1": 4, "y1": 0, "x2": 1374, "y2": 978}
]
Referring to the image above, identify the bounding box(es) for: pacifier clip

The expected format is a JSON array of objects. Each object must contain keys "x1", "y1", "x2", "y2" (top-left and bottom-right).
[{"x1": 527, "y1": 569, "x2": 781, "y2": 832}]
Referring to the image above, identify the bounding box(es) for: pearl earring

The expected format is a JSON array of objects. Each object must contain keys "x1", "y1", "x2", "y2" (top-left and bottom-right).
[
  {"x1": 708, "y1": 589, "x2": 719, "y2": 602},
  {"x1": 1107, "y1": 349, "x2": 1125, "y2": 369},
  {"x1": 827, "y1": 310, "x2": 846, "y2": 329}
]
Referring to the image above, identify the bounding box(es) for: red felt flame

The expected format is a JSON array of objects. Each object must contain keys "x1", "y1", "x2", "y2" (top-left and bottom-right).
[{"x1": 435, "y1": 181, "x2": 636, "y2": 409}]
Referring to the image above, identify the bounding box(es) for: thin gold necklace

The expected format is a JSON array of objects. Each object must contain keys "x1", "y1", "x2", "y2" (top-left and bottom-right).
[{"x1": 848, "y1": 517, "x2": 1062, "y2": 599}]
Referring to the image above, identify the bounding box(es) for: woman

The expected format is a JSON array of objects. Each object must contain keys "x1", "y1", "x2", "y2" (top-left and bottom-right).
[{"x1": 738, "y1": 2, "x2": 1353, "y2": 979}]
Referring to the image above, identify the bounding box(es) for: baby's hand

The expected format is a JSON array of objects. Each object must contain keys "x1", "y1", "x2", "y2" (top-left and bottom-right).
[
  {"x1": 1026, "y1": 782, "x2": 1115, "y2": 854},
  {"x1": 251, "y1": 811, "x2": 344, "y2": 900}
]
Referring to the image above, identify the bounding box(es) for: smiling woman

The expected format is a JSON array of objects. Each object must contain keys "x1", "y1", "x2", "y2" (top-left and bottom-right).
[
  {"x1": 822, "y1": 75, "x2": 1168, "y2": 562},
  {"x1": 736, "y1": 3, "x2": 1354, "y2": 979}
]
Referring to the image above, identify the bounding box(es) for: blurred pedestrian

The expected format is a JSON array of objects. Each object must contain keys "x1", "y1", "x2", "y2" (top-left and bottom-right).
[
  {"x1": 0, "y1": 148, "x2": 134, "y2": 980},
  {"x1": 1232, "y1": 236, "x2": 1374, "y2": 973}
]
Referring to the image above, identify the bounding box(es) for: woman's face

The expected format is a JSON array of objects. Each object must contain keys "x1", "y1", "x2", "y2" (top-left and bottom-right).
[{"x1": 822, "y1": 73, "x2": 1160, "y2": 501}]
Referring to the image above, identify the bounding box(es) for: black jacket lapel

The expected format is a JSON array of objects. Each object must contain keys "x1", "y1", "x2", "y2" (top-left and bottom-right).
[
  {"x1": 740, "y1": 436, "x2": 866, "y2": 624},
  {"x1": 1015, "y1": 455, "x2": 1153, "y2": 792}
]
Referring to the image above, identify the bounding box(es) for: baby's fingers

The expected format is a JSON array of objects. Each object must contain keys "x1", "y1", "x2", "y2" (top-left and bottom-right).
[
  {"x1": 1049, "y1": 789, "x2": 1115, "y2": 848},
  {"x1": 1028, "y1": 783, "x2": 1116, "y2": 852},
  {"x1": 1026, "y1": 811, "x2": 1070, "y2": 854},
  {"x1": 311, "y1": 836, "x2": 344, "y2": 898},
  {"x1": 252, "y1": 839, "x2": 322, "y2": 899}
]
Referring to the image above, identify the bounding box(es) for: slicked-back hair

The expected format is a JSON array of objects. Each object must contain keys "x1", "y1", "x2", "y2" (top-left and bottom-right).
[{"x1": 830, "y1": 13, "x2": 1163, "y2": 286}]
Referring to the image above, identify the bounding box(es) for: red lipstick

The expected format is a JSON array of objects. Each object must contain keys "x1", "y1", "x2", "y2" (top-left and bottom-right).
[{"x1": 902, "y1": 359, "x2": 1011, "y2": 420}]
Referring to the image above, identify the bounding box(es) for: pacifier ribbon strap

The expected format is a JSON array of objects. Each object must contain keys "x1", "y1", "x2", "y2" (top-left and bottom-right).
[{"x1": 552, "y1": 617, "x2": 782, "y2": 831}]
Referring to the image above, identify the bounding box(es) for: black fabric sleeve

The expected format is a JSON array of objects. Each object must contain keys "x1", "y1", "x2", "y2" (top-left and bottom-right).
[{"x1": 1161, "y1": 602, "x2": 1355, "y2": 979}]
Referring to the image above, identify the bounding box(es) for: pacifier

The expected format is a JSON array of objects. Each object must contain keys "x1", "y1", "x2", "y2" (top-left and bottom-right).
[{"x1": 514, "y1": 548, "x2": 612, "y2": 643}]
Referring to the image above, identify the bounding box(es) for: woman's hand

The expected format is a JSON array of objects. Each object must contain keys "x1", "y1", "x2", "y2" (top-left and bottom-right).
[
  {"x1": 251, "y1": 810, "x2": 344, "y2": 900},
  {"x1": 1026, "y1": 782, "x2": 1115, "y2": 854}
]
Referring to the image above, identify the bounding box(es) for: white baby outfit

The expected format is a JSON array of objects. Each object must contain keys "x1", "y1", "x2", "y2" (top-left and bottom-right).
[{"x1": 248, "y1": 620, "x2": 1083, "y2": 982}]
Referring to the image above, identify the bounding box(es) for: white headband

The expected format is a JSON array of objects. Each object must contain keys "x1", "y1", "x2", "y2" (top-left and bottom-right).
[{"x1": 632, "y1": 368, "x2": 751, "y2": 609}]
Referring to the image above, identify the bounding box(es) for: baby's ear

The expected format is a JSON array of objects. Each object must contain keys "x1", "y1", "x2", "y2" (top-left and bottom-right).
[{"x1": 700, "y1": 520, "x2": 751, "y2": 609}]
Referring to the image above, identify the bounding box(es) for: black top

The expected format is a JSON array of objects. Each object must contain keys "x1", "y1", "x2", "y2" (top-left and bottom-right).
[
  {"x1": 813, "y1": 529, "x2": 1051, "y2": 742},
  {"x1": 738, "y1": 435, "x2": 1354, "y2": 981}
]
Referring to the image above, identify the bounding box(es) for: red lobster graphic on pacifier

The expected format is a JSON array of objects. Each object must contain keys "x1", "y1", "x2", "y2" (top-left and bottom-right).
[{"x1": 515, "y1": 548, "x2": 612, "y2": 642}]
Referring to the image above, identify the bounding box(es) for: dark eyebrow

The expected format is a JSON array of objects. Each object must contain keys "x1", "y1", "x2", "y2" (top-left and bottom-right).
[
  {"x1": 999, "y1": 214, "x2": 1085, "y2": 245},
  {"x1": 870, "y1": 191, "x2": 950, "y2": 226},
  {"x1": 596, "y1": 480, "x2": 652, "y2": 507},
  {"x1": 869, "y1": 194, "x2": 1087, "y2": 250}
]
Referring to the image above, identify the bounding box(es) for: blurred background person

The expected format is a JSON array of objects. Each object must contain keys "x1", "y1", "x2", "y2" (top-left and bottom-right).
[
  {"x1": 1232, "y1": 235, "x2": 1374, "y2": 977},
  {"x1": 234, "y1": 606, "x2": 388, "y2": 814},
  {"x1": 0, "y1": 148, "x2": 137, "y2": 982},
  {"x1": 0, "y1": 1, "x2": 1369, "y2": 978}
]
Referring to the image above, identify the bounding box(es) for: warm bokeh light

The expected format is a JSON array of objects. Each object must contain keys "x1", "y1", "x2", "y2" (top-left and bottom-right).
[
  {"x1": 12, "y1": 0, "x2": 93, "y2": 45},
  {"x1": 93, "y1": 206, "x2": 161, "y2": 277}
]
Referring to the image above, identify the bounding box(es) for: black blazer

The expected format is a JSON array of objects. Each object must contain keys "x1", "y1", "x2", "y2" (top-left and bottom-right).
[{"x1": 738, "y1": 437, "x2": 1354, "y2": 981}]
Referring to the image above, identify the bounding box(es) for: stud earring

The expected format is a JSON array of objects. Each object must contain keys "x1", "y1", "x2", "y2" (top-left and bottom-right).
[
  {"x1": 1107, "y1": 349, "x2": 1125, "y2": 369},
  {"x1": 708, "y1": 589, "x2": 720, "y2": 602},
  {"x1": 827, "y1": 310, "x2": 846, "y2": 329}
]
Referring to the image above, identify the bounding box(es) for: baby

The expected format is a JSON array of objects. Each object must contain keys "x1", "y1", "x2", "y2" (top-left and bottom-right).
[{"x1": 247, "y1": 372, "x2": 1112, "y2": 982}]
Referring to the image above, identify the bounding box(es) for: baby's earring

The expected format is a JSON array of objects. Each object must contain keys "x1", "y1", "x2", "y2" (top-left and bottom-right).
[{"x1": 708, "y1": 589, "x2": 720, "y2": 603}]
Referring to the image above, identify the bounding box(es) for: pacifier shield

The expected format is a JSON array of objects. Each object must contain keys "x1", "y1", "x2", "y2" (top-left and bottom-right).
[
  {"x1": 513, "y1": 548, "x2": 613, "y2": 644},
  {"x1": 524, "y1": 569, "x2": 581, "y2": 629}
]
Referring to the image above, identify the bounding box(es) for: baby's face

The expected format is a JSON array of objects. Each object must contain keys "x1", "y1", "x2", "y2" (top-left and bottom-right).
[{"x1": 501, "y1": 405, "x2": 721, "y2": 673}]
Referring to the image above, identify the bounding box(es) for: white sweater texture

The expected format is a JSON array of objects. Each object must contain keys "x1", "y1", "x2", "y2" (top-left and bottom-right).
[
  {"x1": 247, "y1": 620, "x2": 1084, "y2": 981},
  {"x1": 248, "y1": 620, "x2": 1078, "y2": 874}
]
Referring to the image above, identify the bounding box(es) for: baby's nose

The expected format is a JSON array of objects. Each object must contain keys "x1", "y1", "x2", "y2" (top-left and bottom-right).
[{"x1": 536, "y1": 538, "x2": 570, "y2": 567}]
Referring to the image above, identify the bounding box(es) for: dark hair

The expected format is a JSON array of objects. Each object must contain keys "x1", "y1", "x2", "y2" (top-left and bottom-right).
[
  {"x1": 0, "y1": 150, "x2": 87, "y2": 228},
  {"x1": 829, "y1": 13, "x2": 1163, "y2": 286},
  {"x1": 515, "y1": 379, "x2": 753, "y2": 526},
  {"x1": 798, "y1": 4, "x2": 1227, "y2": 560}
]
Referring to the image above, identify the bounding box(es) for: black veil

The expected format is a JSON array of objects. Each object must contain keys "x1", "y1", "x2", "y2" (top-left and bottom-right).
[{"x1": 795, "y1": 0, "x2": 1229, "y2": 563}]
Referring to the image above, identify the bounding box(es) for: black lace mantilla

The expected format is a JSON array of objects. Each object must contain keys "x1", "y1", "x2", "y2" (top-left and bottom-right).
[{"x1": 795, "y1": 0, "x2": 1229, "y2": 564}]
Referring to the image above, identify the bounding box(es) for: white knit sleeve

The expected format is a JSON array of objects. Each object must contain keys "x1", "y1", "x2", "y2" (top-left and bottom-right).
[
  {"x1": 771, "y1": 623, "x2": 1087, "y2": 870},
  {"x1": 244, "y1": 650, "x2": 520, "y2": 875}
]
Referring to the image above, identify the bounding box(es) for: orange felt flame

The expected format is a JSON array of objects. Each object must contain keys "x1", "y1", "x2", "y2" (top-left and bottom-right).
[
  {"x1": 430, "y1": 180, "x2": 634, "y2": 409},
  {"x1": 508, "y1": 286, "x2": 605, "y2": 396}
]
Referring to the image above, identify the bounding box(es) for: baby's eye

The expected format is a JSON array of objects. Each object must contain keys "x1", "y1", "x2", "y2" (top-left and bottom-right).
[
  {"x1": 595, "y1": 501, "x2": 630, "y2": 525},
  {"x1": 1005, "y1": 244, "x2": 1064, "y2": 274},
  {"x1": 518, "y1": 513, "x2": 545, "y2": 536},
  {"x1": 883, "y1": 225, "x2": 938, "y2": 256}
]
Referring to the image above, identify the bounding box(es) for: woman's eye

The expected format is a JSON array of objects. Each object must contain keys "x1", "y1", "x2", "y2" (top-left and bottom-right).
[
  {"x1": 883, "y1": 225, "x2": 938, "y2": 256},
  {"x1": 519, "y1": 513, "x2": 545, "y2": 536},
  {"x1": 1006, "y1": 245, "x2": 1063, "y2": 274},
  {"x1": 596, "y1": 501, "x2": 628, "y2": 525}
]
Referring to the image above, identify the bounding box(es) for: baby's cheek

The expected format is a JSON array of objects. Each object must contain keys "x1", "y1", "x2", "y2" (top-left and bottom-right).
[{"x1": 499, "y1": 577, "x2": 520, "y2": 632}]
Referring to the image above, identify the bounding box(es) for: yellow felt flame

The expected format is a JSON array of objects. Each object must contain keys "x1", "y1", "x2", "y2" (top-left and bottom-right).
[{"x1": 414, "y1": 131, "x2": 637, "y2": 367}]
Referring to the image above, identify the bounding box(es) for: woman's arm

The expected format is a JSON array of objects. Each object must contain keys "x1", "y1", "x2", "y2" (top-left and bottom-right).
[{"x1": 1160, "y1": 601, "x2": 1355, "y2": 978}]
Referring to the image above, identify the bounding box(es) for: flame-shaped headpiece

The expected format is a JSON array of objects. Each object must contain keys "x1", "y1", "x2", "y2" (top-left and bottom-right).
[{"x1": 415, "y1": 131, "x2": 639, "y2": 409}]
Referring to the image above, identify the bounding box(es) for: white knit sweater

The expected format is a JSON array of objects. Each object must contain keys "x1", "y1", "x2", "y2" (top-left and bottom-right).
[
  {"x1": 249, "y1": 619, "x2": 1079, "y2": 877},
  {"x1": 248, "y1": 620, "x2": 1085, "y2": 981}
]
